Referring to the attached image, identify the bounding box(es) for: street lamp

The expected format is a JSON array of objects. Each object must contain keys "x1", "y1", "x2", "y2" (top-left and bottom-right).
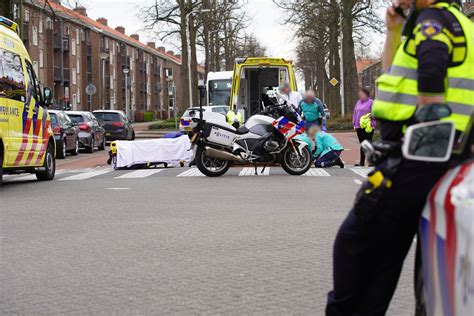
[
  {"x1": 99, "y1": 52, "x2": 109, "y2": 110},
  {"x1": 123, "y1": 68, "x2": 130, "y2": 121},
  {"x1": 186, "y1": 8, "x2": 211, "y2": 108}
]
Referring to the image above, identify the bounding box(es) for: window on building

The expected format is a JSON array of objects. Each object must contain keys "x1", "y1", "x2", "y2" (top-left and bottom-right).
[
  {"x1": 64, "y1": 25, "x2": 70, "y2": 35},
  {"x1": 71, "y1": 39, "x2": 76, "y2": 55},
  {"x1": 72, "y1": 68, "x2": 76, "y2": 85},
  {"x1": 76, "y1": 29, "x2": 80, "y2": 43},
  {"x1": 0, "y1": 48, "x2": 26, "y2": 101},
  {"x1": 32, "y1": 60, "x2": 39, "y2": 75},
  {"x1": 105, "y1": 39, "x2": 109, "y2": 49},
  {"x1": 46, "y1": 18, "x2": 53, "y2": 30},
  {"x1": 77, "y1": 88, "x2": 81, "y2": 104},
  {"x1": 24, "y1": 10, "x2": 30, "y2": 22},
  {"x1": 76, "y1": 59, "x2": 80, "y2": 74},
  {"x1": 38, "y1": 17, "x2": 43, "y2": 34},
  {"x1": 32, "y1": 26, "x2": 38, "y2": 46},
  {"x1": 39, "y1": 49, "x2": 44, "y2": 68}
]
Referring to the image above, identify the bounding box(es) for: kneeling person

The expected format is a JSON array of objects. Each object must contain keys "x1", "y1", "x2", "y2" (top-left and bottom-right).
[{"x1": 312, "y1": 126, "x2": 344, "y2": 168}]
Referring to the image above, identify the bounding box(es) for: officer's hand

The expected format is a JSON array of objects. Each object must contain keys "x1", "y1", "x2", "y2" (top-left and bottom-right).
[
  {"x1": 322, "y1": 125, "x2": 327, "y2": 132},
  {"x1": 386, "y1": 0, "x2": 406, "y2": 32}
]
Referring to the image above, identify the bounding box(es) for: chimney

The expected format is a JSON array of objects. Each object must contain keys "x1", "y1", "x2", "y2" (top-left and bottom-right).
[
  {"x1": 73, "y1": 6, "x2": 87, "y2": 16},
  {"x1": 97, "y1": 18, "x2": 108, "y2": 26},
  {"x1": 130, "y1": 34, "x2": 140, "y2": 41},
  {"x1": 167, "y1": 50, "x2": 174, "y2": 56},
  {"x1": 115, "y1": 26, "x2": 125, "y2": 34},
  {"x1": 147, "y1": 42, "x2": 156, "y2": 49},
  {"x1": 157, "y1": 47, "x2": 166, "y2": 53}
]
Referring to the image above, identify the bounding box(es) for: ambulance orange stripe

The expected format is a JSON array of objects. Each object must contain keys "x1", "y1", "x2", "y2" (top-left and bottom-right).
[
  {"x1": 35, "y1": 121, "x2": 50, "y2": 165},
  {"x1": 24, "y1": 118, "x2": 43, "y2": 165},
  {"x1": 13, "y1": 117, "x2": 33, "y2": 165}
]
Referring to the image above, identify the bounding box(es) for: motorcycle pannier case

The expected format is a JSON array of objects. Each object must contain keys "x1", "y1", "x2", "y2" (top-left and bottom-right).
[{"x1": 203, "y1": 121, "x2": 236, "y2": 146}]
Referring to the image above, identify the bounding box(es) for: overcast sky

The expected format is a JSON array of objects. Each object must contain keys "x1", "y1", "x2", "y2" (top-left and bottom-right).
[{"x1": 79, "y1": 0, "x2": 296, "y2": 61}]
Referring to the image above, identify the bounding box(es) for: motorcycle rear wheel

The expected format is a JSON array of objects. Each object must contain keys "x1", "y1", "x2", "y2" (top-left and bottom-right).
[
  {"x1": 280, "y1": 145, "x2": 312, "y2": 176},
  {"x1": 196, "y1": 145, "x2": 231, "y2": 177}
]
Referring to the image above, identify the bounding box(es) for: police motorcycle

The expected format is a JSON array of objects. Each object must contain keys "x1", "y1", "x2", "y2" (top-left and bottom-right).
[
  {"x1": 361, "y1": 105, "x2": 474, "y2": 316},
  {"x1": 190, "y1": 94, "x2": 312, "y2": 177}
]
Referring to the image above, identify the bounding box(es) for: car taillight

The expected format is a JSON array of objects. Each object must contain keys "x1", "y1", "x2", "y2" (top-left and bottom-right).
[
  {"x1": 53, "y1": 125, "x2": 61, "y2": 135},
  {"x1": 111, "y1": 121, "x2": 124, "y2": 127},
  {"x1": 79, "y1": 123, "x2": 90, "y2": 131}
]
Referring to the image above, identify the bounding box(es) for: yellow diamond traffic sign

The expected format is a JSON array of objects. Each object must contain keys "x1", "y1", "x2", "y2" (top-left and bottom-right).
[{"x1": 329, "y1": 78, "x2": 339, "y2": 87}]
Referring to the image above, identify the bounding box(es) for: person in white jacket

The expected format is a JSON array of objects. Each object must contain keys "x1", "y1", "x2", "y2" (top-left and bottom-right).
[{"x1": 278, "y1": 82, "x2": 302, "y2": 108}]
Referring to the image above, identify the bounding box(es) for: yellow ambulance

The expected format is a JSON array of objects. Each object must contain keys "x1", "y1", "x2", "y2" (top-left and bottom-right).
[
  {"x1": 0, "y1": 17, "x2": 55, "y2": 184},
  {"x1": 229, "y1": 57, "x2": 298, "y2": 120}
]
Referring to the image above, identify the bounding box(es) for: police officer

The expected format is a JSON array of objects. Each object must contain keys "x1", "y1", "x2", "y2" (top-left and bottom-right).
[{"x1": 326, "y1": 0, "x2": 473, "y2": 315}]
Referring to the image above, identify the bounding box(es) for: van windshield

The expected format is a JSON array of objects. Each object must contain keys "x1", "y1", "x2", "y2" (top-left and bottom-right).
[{"x1": 209, "y1": 79, "x2": 231, "y2": 106}]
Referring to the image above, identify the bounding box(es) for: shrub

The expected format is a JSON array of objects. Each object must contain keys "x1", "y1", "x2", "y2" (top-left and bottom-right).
[
  {"x1": 143, "y1": 112, "x2": 155, "y2": 122},
  {"x1": 148, "y1": 120, "x2": 177, "y2": 130}
]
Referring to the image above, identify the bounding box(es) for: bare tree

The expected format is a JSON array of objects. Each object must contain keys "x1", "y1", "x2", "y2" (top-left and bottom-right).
[{"x1": 274, "y1": 0, "x2": 384, "y2": 116}]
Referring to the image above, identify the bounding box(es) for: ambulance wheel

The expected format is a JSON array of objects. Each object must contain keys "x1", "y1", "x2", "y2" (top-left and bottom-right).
[
  {"x1": 57, "y1": 139, "x2": 66, "y2": 159},
  {"x1": 69, "y1": 139, "x2": 79, "y2": 156},
  {"x1": 36, "y1": 142, "x2": 55, "y2": 181},
  {"x1": 195, "y1": 145, "x2": 230, "y2": 177},
  {"x1": 98, "y1": 136, "x2": 106, "y2": 151},
  {"x1": 281, "y1": 145, "x2": 312, "y2": 176}
]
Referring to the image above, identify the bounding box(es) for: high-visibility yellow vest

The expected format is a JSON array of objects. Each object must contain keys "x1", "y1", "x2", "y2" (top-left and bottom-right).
[
  {"x1": 226, "y1": 110, "x2": 242, "y2": 125},
  {"x1": 372, "y1": 2, "x2": 474, "y2": 132}
]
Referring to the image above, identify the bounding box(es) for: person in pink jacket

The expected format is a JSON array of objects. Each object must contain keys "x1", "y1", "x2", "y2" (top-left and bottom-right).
[{"x1": 352, "y1": 88, "x2": 376, "y2": 166}]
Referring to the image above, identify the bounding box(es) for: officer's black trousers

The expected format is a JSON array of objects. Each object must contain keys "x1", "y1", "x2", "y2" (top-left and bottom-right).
[{"x1": 326, "y1": 160, "x2": 447, "y2": 316}]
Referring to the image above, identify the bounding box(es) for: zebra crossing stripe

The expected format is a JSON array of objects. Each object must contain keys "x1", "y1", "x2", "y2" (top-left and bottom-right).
[
  {"x1": 304, "y1": 168, "x2": 330, "y2": 177},
  {"x1": 4, "y1": 174, "x2": 37, "y2": 182},
  {"x1": 176, "y1": 168, "x2": 204, "y2": 177},
  {"x1": 350, "y1": 167, "x2": 372, "y2": 178},
  {"x1": 59, "y1": 169, "x2": 112, "y2": 181},
  {"x1": 115, "y1": 169, "x2": 163, "y2": 179},
  {"x1": 238, "y1": 167, "x2": 270, "y2": 176}
]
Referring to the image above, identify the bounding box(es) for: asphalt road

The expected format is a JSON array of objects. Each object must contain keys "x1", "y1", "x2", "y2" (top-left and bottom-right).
[{"x1": 0, "y1": 166, "x2": 416, "y2": 315}]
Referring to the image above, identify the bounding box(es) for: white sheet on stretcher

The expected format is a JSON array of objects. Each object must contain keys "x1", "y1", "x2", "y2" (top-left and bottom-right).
[{"x1": 114, "y1": 136, "x2": 193, "y2": 168}]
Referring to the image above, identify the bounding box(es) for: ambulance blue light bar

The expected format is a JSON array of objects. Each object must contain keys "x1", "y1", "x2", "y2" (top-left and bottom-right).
[{"x1": 0, "y1": 16, "x2": 19, "y2": 34}]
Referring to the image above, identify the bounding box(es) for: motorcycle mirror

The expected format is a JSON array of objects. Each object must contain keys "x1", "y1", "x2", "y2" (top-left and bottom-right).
[{"x1": 402, "y1": 121, "x2": 455, "y2": 162}]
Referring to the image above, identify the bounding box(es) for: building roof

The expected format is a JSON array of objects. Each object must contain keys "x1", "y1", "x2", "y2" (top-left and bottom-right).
[
  {"x1": 356, "y1": 59, "x2": 378, "y2": 73},
  {"x1": 29, "y1": 0, "x2": 204, "y2": 73}
]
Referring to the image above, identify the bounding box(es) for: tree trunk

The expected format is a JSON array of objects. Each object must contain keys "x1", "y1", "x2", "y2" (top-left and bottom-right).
[
  {"x1": 179, "y1": 0, "x2": 190, "y2": 109},
  {"x1": 189, "y1": 14, "x2": 199, "y2": 106},
  {"x1": 341, "y1": 3, "x2": 359, "y2": 115}
]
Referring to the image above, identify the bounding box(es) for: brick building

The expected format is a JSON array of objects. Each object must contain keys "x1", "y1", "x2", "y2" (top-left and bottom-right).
[
  {"x1": 20, "y1": 0, "x2": 205, "y2": 120},
  {"x1": 360, "y1": 60, "x2": 382, "y2": 98}
]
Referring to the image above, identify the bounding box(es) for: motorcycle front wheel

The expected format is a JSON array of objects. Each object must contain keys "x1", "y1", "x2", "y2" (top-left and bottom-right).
[
  {"x1": 280, "y1": 145, "x2": 312, "y2": 176},
  {"x1": 195, "y1": 145, "x2": 231, "y2": 177}
]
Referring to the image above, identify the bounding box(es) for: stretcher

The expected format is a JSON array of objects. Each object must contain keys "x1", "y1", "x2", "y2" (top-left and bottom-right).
[{"x1": 108, "y1": 136, "x2": 193, "y2": 169}]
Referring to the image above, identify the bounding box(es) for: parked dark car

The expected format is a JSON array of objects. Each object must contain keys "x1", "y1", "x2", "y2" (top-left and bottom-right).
[
  {"x1": 93, "y1": 110, "x2": 135, "y2": 141},
  {"x1": 66, "y1": 111, "x2": 106, "y2": 153},
  {"x1": 48, "y1": 110, "x2": 80, "y2": 159}
]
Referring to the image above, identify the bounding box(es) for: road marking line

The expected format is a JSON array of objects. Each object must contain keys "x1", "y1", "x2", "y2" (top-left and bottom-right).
[
  {"x1": 304, "y1": 168, "x2": 331, "y2": 177},
  {"x1": 238, "y1": 167, "x2": 270, "y2": 176},
  {"x1": 176, "y1": 168, "x2": 204, "y2": 177},
  {"x1": 59, "y1": 169, "x2": 112, "y2": 181},
  {"x1": 115, "y1": 169, "x2": 163, "y2": 179},
  {"x1": 350, "y1": 167, "x2": 372, "y2": 178},
  {"x1": 107, "y1": 187, "x2": 131, "y2": 190},
  {"x1": 354, "y1": 179, "x2": 363, "y2": 185}
]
